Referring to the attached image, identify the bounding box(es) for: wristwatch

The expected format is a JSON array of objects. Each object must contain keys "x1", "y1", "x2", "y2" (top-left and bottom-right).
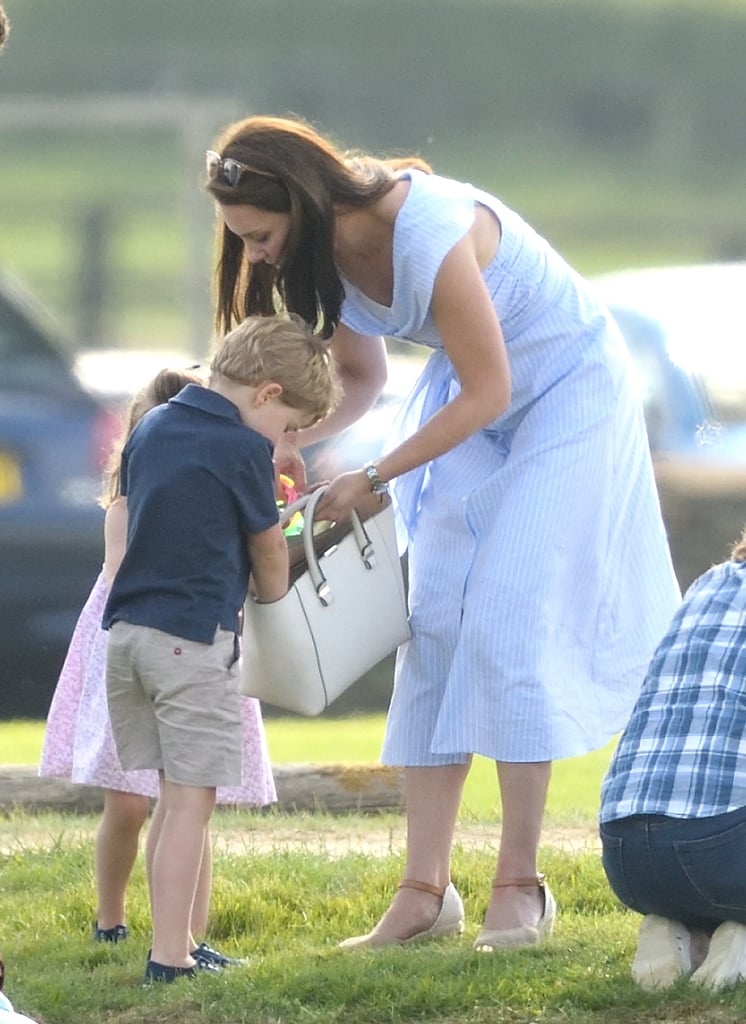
[{"x1": 363, "y1": 461, "x2": 389, "y2": 496}]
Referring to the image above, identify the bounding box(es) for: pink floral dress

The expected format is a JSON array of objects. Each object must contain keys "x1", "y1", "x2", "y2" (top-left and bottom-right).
[{"x1": 39, "y1": 571, "x2": 277, "y2": 804}]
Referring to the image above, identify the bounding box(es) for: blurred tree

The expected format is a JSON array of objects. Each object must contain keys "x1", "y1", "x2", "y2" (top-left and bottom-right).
[{"x1": 2, "y1": 0, "x2": 744, "y2": 179}]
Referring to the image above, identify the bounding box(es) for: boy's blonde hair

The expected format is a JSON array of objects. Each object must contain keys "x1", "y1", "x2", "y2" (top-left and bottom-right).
[
  {"x1": 99, "y1": 366, "x2": 204, "y2": 509},
  {"x1": 210, "y1": 314, "x2": 341, "y2": 425},
  {"x1": 732, "y1": 525, "x2": 746, "y2": 563}
]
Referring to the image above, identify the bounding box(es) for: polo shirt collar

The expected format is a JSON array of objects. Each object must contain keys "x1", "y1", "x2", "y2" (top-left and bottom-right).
[{"x1": 170, "y1": 383, "x2": 241, "y2": 423}]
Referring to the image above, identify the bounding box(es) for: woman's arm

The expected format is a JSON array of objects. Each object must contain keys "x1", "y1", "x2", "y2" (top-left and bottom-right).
[
  {"x1": 272, "y1": 322, "x2": 388, "y2": 489},
  {"x1": 315, "y1": 231, "x2": 511, "y2": 522},
  {"x1": 303, "y1": 323, "x2": 389, "y2": 445},
  {"x1": 103, "y1": 496, "x2": 128, "y2": 589}
]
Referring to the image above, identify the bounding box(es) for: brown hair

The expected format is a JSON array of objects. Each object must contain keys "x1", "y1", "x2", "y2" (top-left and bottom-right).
[
  {"x1": 732, "y1": 524, "x2": 746, "y2": 562},
  {"x1": 210, "y1": 313, "x2": 341, "y2": 426},
  {"x1": 99, "y1": 367, "x2": 204, "y2": 508},
  {"x1": 206, "y1": 114, "x2": 432, "y2": 339}
]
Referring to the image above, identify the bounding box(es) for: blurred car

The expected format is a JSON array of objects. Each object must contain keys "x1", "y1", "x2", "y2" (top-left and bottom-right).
[
  {"x1": 5, "y1": 263, "x2": 743, "y2": 718},
  {"x1": 593, "y1": 262, "x2": 746, "y2": 465},
  {"x1": 74, "y1": 347, "x2": 201, "y2": 408},
  {"x1": 592, "y1": 262, "x2": 746, "y2": 590},
  {"x1": 0, "y1": 273, "x2": 122, "y2": 718},
  {"x1": 175, "y1": 266, "x2": 745, "y2": 602},
  {"x1": 311, "y1": 263, "x2": 746, "y2": 597},
  {"x1": 313, "y1": 263, "x2": 746, "y2": 481}
]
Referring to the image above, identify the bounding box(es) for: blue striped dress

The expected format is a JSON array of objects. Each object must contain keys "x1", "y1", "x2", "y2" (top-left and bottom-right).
[{"x1": 340, "y1": 169, "x2": 681, "y2": 765}]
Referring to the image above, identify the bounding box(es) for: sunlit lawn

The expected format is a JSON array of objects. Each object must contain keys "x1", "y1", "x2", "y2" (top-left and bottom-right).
[
  {"x1": 0, "y1": 715, "x2": 613, "y2": 825},
  {"x1": 9, "y1": 719, "x2": 746, "y2": 1024},
  {"x1": 2, "y1": 717, "x2": 743, "y2": 1024}
]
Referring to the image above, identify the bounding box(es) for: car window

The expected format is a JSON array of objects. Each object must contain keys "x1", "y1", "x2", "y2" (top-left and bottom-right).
[{"x1": 0, "y1": 285, "x2": 82, "y2": 397}]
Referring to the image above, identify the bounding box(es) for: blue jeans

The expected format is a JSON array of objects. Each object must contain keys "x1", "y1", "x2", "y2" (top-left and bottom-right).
[{"x1": 600, "y1": 806, "x2": 746, "y2": 932}]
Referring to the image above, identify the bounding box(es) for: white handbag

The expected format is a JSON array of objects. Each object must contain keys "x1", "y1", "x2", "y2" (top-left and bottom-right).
[{"x1": 241, "y1": 486, "x2": 411, "y2": 715}]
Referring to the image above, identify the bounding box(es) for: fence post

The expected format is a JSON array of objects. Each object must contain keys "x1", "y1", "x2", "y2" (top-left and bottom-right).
[{"x1": 75, "y1": 204, "x2": 111, "y2": 347}]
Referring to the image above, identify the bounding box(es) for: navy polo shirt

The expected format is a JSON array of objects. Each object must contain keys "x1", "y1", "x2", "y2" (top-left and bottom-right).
[{"x1": 103, "y1": 384, "x2": 279, "y2": 643}]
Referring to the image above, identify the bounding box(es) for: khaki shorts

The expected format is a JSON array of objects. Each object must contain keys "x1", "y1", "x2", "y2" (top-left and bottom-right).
[{"x1": 106, "y1": 622, "x2": 243, "y2": 787}]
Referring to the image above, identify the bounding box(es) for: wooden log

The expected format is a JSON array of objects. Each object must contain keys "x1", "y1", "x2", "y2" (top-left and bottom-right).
[
  {"x1": 0, "y1": 767, "x2": 105, "y2": 814},
  {"x1": 0, "y1": 763, "x2": 404, "y2": 815},
  {"x1": 272, "y1": 763, "x2": 404, "y2": 813}
]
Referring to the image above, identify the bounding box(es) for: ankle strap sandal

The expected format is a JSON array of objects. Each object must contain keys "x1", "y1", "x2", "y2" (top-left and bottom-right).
[
  {"x1": 398, "y1": 878, "x2": 447, "y2": 898},
  {"x1": 474, "y1": 873, "x2": 556, "y2": 952},
  {"x1": 492, "y1": 873, "x2": 546, "y2": 889}
]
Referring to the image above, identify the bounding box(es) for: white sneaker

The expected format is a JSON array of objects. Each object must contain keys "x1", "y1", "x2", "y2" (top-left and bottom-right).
[
  {"x1": 631, "y1": 915, "x2": 691, "y2": 990},
  {"x1": 691, "y1": 921, "x2": 746, "y2": 990}
]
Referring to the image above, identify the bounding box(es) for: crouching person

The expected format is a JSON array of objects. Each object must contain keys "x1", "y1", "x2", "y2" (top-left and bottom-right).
[{"x1": 600, "y1": 523, "x2": 746, "y2": 991}]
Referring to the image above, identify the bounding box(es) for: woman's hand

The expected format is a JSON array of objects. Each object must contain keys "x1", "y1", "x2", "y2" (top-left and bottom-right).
[{"x1": 313, "y1": 469, "x2": 372, "y2": 523}]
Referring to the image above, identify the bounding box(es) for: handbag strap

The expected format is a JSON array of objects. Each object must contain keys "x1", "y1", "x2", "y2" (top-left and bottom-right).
[{"x1": 281, "y1": 486, "x2": 376, "y2": 606}]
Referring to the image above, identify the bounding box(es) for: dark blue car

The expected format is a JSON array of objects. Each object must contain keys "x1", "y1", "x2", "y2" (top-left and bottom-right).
[
  {"x1": 0, "y1": 274, "x2": 120, "y2": 718},
  {"x1": 3, "y1": 263, "x2": 744, "y2": 718}
]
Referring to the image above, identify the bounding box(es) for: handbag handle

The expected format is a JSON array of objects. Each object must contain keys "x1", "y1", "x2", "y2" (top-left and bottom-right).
[{"x1": 280, "y1": 486, "x2": 377, "y2": 607}]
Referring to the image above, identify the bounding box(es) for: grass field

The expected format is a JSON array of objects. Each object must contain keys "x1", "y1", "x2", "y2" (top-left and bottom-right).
[
  {"x1": 0, "y1": 715, "x2": 614, "y2": 825},
  {"x1": 5, "y1": 717, "x2": 746, "y2": 1022}
]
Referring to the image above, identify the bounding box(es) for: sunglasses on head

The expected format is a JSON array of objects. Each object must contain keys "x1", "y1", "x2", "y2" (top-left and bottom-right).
[{"x1": 205, "y1": 149, "x2": 277, "y2": 188}]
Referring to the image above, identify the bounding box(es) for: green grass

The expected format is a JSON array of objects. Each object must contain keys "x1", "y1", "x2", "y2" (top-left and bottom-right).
[
  {"x1": 3, "y1": 840, "x2": 746, "y2": 1024},
  {"x1": 0, "y1": 716, "x2": 613, "y2": 824},
  {"x1": 3, "y1": 718, "x2": 745, "y2": 1022}
]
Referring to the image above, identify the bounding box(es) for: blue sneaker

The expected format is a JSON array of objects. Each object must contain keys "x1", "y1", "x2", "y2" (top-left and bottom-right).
[
  {"x1": 143, "y1": 957, "x2": 223, "y2": 985},
  {"x1": 94, "y1": 923, "x2": 128, "y2": 944},
  {"x1": 191, "y1": 941, "x2": 247, "y2": 968}
]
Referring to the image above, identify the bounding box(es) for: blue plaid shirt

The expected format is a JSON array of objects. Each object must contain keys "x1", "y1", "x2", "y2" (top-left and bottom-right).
[{"x1": 600, "y1": 557, "x2": 746, "y2": 822}]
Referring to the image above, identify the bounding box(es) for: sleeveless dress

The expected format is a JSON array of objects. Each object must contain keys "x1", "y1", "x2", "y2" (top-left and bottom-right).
[
  {"x1": 39, "y1": 571, "x2": 277, "y2": 804},
  {"x1": 340, "y1": 169, "x2": 681, "y2": 765}
]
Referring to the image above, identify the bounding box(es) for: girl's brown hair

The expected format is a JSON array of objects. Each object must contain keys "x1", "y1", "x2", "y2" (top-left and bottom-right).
[
  {"x1": 205, "y1": 114, "x2": 432, "y2": 339},
  {"x1": 99, "y1": 367, "x2": 203, "y2": 509}
]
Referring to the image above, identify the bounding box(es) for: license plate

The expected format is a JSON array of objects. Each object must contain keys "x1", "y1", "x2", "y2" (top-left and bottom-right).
[{"x1": 0, "y1": 450, "x2": 23, "y2": 505}]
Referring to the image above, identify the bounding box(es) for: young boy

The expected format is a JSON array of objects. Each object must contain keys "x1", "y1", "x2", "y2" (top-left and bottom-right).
[
  {"x1": 103, "y1": 314, "x2": 340, "y2": 984},
  {"x1": 600, "y1": 523, "x2": 746, "y2": 992}
]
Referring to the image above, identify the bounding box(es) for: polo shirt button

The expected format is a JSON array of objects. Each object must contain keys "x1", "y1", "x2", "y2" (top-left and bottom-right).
[{"x1": 174, "y1": 647, "x2": 182, "y2": 655}]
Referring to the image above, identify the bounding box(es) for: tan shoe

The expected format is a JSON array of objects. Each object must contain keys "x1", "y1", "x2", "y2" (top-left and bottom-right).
[
  {"x1": 474, "y1": 874, "x2": 556, "y2": 952},
  {"x1": 631, "y1": 915, "x2": 692, "y2": 990},
  {"x1": 339, "y1": 879, "x2": 465, "y2": 949},
  {"x1": 691, "y1": 921, "x2": 746, "y2": 990}
]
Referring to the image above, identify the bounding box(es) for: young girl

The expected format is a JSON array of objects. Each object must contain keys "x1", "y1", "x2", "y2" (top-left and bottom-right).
[{"x1": 39, "y1": 367, "x2": 276, "y2": 963}]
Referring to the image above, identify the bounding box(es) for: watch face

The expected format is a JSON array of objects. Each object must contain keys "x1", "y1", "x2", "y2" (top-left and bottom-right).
[{"x1": 364, "y1": 463, "x2": 386, "y2": 494}]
